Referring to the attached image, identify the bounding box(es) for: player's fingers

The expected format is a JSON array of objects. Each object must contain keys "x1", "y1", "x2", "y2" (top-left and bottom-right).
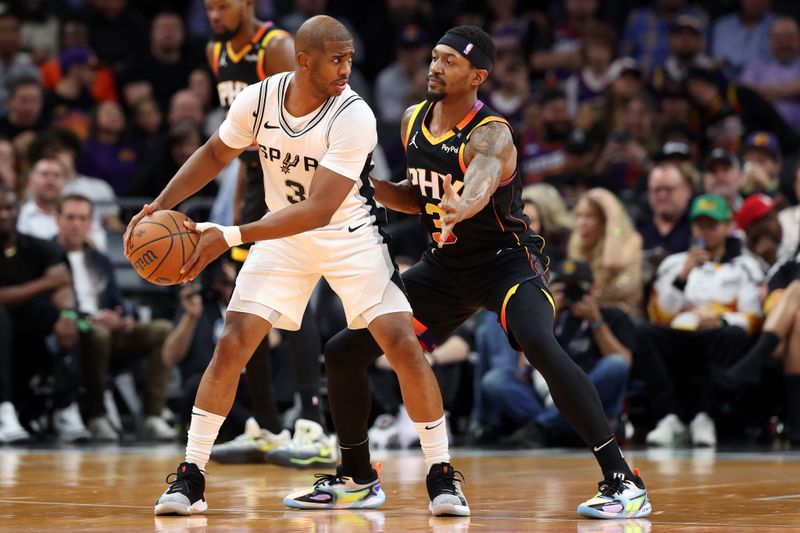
[
  {"x1": 179, "y1": 246, "x2": 202, "y2": 281},
  {"x1": 438, "y1": 224, "x2": 452, "y2": 248},
  {"x1": 183, "y1": 220, "x2": 198, "y2": 232},
  {"x1": 183, "y1": 256, "x2": 207, "y2": 283},
  {"x1": 123, "y1": 209, "x2": 146, "y2": 257}
]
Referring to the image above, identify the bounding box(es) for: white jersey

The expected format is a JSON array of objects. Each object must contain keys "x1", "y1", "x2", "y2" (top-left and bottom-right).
[{"x1": 219, "y1": 71, "x2": 379, "y2": 230}]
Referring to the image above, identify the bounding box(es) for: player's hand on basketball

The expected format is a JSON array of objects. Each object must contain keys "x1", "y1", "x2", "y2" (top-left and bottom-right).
[
  {"x1": 123, "y1": 202, "x2": 160, "y2": 257},
  {"x1": 179, "y1": 221, "x2": 229, "y2": 283},
  {"x1": 438, "y1": 174, "x2": 464, "y2": 247}
]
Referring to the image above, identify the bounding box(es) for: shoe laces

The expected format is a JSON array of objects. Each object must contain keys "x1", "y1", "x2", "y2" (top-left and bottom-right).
[
  {"x1": 598, "y1": 472, "x2": 635, "y2": 497},
  {"x1": 165, "y1": 467, "x2": 204, "y2": 495},
  {"x1": 431, "y1": 466, "x2": 465, "y2": 495},
  {"x1": 312, "y1": 472, "x2": 346, "y2": 489}
]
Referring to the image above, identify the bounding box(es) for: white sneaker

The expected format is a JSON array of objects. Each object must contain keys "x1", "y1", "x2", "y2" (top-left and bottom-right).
[
  {"x1": 88, "y1": 416, "x2": 120, "y2": 442},
  {"x1": 53, "y1": 403, "x2": 91, "y2": 443},
  {"x1": 645, "y1": 414, "x2": 687, "y2": 447},
  {"x1": 0, "y1": 402, "x2": 31, "y2": 444},
  {"x1": 142, "y1": 415, "x2": 175, "y2": 442},
  {"x1": 689, "y1": 412, "x2": 716, "y2": 447},
  {"x1": 210, "y1": 417, "x2": 290, "y2": 464},
  {"x1": 368, "y1": 414, "x2": 400, "y2": 450},
  {"x1": 267, "y1": 419, "x2": 338, "y2": 469}
]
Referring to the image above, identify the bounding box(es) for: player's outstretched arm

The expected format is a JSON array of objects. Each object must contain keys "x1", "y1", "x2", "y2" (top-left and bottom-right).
[
  {"x1": 371, "y1": 104, "x2": 424, "y2": 214},
  {"x1": 438, "y1": 122, "x2": 516, "y2": 245},
  {"x1": 123, "y1": 132, "x2": 244, "y2": 255}
]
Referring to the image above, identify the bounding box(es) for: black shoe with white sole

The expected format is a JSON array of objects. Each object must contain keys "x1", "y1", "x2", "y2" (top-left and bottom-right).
[{"x1": 154, "y1": 462, "x2": 207, "y2": 516}]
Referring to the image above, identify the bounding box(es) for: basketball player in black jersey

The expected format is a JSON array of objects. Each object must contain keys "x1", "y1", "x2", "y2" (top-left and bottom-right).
[
  {"x1": 204, "y1": 0, "x2": 329, "y2": 467},
  {"x1": 294, "y1": 26, "x2": 653, "y2": 519}
]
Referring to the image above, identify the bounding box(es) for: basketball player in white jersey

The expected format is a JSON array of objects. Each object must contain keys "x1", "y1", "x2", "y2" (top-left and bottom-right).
[{"x1": 124, "y1": 15, "x2": 469, "y2": 517}]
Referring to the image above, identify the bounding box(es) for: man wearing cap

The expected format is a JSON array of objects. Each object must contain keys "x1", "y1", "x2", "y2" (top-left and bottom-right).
[
  {"x1": 375, "y1": 24, "x2": 430, "y2": 122},
  {"x1": 735, "y1": 193, "x2": 789, "y2": 273},
  {"x1": 741, "y1": 131, "x2": 782, "y2": 196},
  {"x1": 641, "y1": 194, "x2": 763, "y2": 447},
  {"x1": 651, "y1": 15, "x2": 713, "y2": 96},
  {"x1": 711, "y1": 0, "x2": 775, "y2": 78},
  {"x1": 47, "y1": 46, "x2": 96, "y2": 128},
  {"x1": 484, "y1": 259, "x2": 636, "y2": 449},
  {"x1": 703, "y1": 148, "x2": 744, "y2": 211}
]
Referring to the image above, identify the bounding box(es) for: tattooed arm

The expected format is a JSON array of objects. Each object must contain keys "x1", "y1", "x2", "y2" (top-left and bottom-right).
[{"x1": 438, "y1": 121, "x2": 516, "y2": 245}]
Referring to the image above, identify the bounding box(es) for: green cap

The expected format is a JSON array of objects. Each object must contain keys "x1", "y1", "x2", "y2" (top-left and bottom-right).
[{"x1": 690, "y1": 194, "x2": 732, "y2": 222}]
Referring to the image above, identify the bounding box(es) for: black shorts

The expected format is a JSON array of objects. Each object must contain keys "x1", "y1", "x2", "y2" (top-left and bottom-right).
[{"x1": 402, "y1": 246, "x2": 552, "y2": 351}]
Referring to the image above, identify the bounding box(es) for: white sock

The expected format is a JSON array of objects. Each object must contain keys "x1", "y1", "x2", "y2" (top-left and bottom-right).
[
  {"x1": 413, "y1": 415, "x2": 450, "y2": 470},
  {"x1": 185, "y1": 406, "x2": 225, "y2": 471}
]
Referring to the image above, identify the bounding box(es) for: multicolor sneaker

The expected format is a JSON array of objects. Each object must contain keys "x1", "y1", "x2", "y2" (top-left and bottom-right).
[
  {"x1": 283, "y1": 465, "x2": 385, "y2": 509},
  {"x1": 267, "y1": 419, "x2": 337, "y2": 469},
  {"x1": 210, "y1": 417, "x2": 290, "y2": 464},
  {"x1": 154, "y1": 462, "x2": 207, "y2": 516},
  {"x1": 577, "y1": 469, "x2": 652, "y2": 519},
  {"x1": 427, "y1": 463, "x2": 470, "y2": 517}
]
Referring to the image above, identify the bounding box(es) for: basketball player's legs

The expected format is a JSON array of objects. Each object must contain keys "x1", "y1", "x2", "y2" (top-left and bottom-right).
[{"x1": 501, "y1": 280, "x2": 651, "y2": 519}]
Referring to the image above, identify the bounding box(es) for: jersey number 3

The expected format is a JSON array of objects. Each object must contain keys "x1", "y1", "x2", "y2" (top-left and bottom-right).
[
  {"x1": 425, "y1": 203, "x2": 457, "y2": 245},
  {"x1": 285, "y1": 180, "x2": 306, "y2": 203}
]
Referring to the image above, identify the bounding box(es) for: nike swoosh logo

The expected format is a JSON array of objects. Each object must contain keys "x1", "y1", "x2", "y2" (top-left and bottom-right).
[
  {"x1": 348, "y1": 223, "x2": 366, "y2": 232},
  {"x1": 263, "y1": 122, "x2": 279, "y2": 129},
  {"x1": 593, "y1": 438, "x2": 615, "y2": 452},
  {"x1": 424, "y1": 421, "x2": 443, "y2": 430}
]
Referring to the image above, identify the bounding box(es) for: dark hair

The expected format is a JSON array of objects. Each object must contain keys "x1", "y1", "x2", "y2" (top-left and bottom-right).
[
  {"x1": 540, "y1": 88, "x2": 567, "y2": 105},
  {"x1": 27, "y1": 127, "x2": 84, "y2": 166},
  {"x1": 8, "y1": 75, "x2": 42, "y2": 98},
  {"x1": 57, "y1": 193, "x2": 93, "y2": 215},
  {"x1": 443, "y1": 25, "x2": 496, "y2": 66}
]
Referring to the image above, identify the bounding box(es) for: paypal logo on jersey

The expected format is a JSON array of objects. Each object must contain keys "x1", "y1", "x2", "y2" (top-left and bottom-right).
[{"x1": 441, "y1": 144, "x2": 459, "y2": 155}]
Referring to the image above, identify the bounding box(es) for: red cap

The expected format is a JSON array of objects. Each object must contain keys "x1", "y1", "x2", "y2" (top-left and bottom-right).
[{"x1": 734, "y1": 194, "x2": 777, "y2": 231}]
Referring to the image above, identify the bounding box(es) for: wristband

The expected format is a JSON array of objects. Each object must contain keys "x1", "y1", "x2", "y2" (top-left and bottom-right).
[
  {"x1": 195, "y1": 222, "x2": 243, "y2": 247},
  {"x1": 60, "y1": 309, "x2": 91, "y2": 332},
  {"x1": 590, "y1": 319, "x2": 606, "y2": 332}
]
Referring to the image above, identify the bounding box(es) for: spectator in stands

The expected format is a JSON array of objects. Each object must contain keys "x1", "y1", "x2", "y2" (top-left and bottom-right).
[
  {"x1": 483, "y1": 260, "x2": 635, "y2": 448},
  {"x1": 166, "y1": 89, "x2": 205, "y2": 131},
  {"x1": 130, "y1": 95, "x2": 164, "y2": 148},
  {"x1": 740, "y1": 131, "x2": 783, "y2": 195},
  {"x1": 86, "y1": 0, "x2": 148, "y2": 73},
  {"x1": 27, "y1": 127, "x2": 123, "y2": 231},
  {"x1": 563, "y1": 23, "x2": 616, "y2": 117},
  {"x1": 362, "y1": 0, "x2": 433, "y2": 80},
  {"x1": 487, "y1": 48, "x2": 530, "y2": 130},
  {"x1": 577, "y1": 57, "x2": 645, "y2": 143},
  {"x1": 716, "y1": 250, "x2": 800, "y2": 447},
  {"x1": 79, "y1": 101, "x2": 140, "y2": 195},
  {"x1": 651, "y1": 15, "x2": 713, "y2": 97},
  {"x1": 520, "y1": 89, "x2": 572, "y2": 185},
  {"x1": 0, "y1": 10, "x2": 40, "y2": 109},
  {"x1": 531, "y1": 0, "x2": 601, "y2": 79},
  {"x1": 735, "y1": 193, "x2": 788, "y2": 273},
  {"x1": 703, "y1": 148, "x2": 745, "y2": 212},
  {"x1": 0, "y1": 76, "x2": 46, "y2": 150},
  {"x1": 0, "y1": 139, "x2": 16, "y2": 189},
  {"x1": 711, "y1": 0, "x2": 776, "y2": 79},
  {"x1": 654, "y1": 136, "x2": 699, "y2": 189},
  {"x1": 375, "y1": 24, "x2": 430, "y2": 123},
  {"x1": 687, "y1": 66, "x2": 799, "y2": 155},
  {"x1": 18, "y1": 156, "x2": 107, "y2": 250},
  {"x1": 0, "y1": 183, "x2": 89, "y2": 443},
  {"x1": 778, "y1": 165, "x2": 800, "y2": 252},
  {"x1": 521, "y1": 183, "x2": 573, "y2": 266},
  {"x1": 620, "y1": 0, "x2": 707, "y2": 75},
  {"x1": 739, "y1": 16, "x2": 800, "y2": 134},
  {"x1": 54, "y1": 194, "x2": 173, "y2": 442},
  {"x1": 483, "y1": 0, "x2": 537, "y2": 54},
  {"x1": 638, "y1": 164, "x2": 694, "y2": 276},
  {"x1": 13, "y1": 0, "x2": 60, "y2": 63},
  {"x1": 122, "y1": 10, "x2": 201, "y2": 113},
  {"x1": 568, "y1": 188, "x2": 644, "y2": 315},
  {"x1": 46, "y1": 47, "x2": 97, "y2": 137},
  {"x1": 187, "y1": 69, "x2": 224, "y2": 137},
  {"x1": 642, "y1": 194, "x2": 763, "y2": 447}
]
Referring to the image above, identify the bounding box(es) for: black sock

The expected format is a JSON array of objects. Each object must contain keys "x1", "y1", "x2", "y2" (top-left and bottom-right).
[
  {"x1": 726, "y1": 331, "x2": 780, "y2": 386},
  {"x1": 785, "y1": 375, "x2": 800, "y2": 444},
  {"x1": 591, "y1": 434, "x2": 634, "y2": 480},
  {"x1": 339, "y1": 437, "x2": 374, "y2": 481}
]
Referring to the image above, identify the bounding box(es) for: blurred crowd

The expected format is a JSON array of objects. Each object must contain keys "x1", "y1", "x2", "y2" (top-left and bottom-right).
[{"x1": 1, "y1": 0, "x2": 800, "y2": 453}]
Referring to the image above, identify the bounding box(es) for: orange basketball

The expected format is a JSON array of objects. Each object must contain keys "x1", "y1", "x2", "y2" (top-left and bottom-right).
[{"x1": 128, "y1": 210, "x2": 199, "y2": 286}]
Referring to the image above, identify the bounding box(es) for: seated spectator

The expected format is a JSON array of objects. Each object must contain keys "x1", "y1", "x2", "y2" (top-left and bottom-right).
[
  {"x1": 0, "y1": 76, "x2": 47, "y2": 152},
  {"x1": 735, "y1": 194, "x2": 789, "y2": 273},
  {"x1": 483, "y1": 260, "x2": 634, "y2": 447},
  {"x1": 375, "y1": 24, "x2": 429, "y2": 123},
  {"x1": 642, "y1": 194, "x2": 763, "y2": 447},
  {"x1": 568, "y1": 188, "x2": 644, "y2": 316},
  {"x1": 651, "y1": 15, "x2": 713, "y2": 97},
  {"x1": 740, "y1": 131, "x2": 783, "y2": 195},
  {"x1": 703, "y1": 148, "x2": 744, "y2": 212},
  {"x1": 17, "y1": 157, "x2": 107, "y2": 250},
  {"x1": 521, "y1": 183, "x2": 573, "y2": 265},
  {"x1": 86, "y1": 0, "x2": 148, "y2": 74},
  {"x1": 54, "y1": 194, "x2": 173, "y2": 442},
  {"x1": 563, "y1": 22, "x2": 617, "y2": 117},
  {"x1": 520, "y1": 89, "x2": 572, "y2": 185},
  {"x1": 544, "y1": 128, "x2": 601, "y2": 202},
  {"x1": 638, "y1": 164, "x2": 694, "y2": 280},
  {"x1": 78, "y1": 101, "x2": 140, "y2": 195},
  {"x1": 577, "y1": 57, "x2": 645, "y2": 143},
  {"x1": 739, "y1": 17, "x2": 800, "y2": 134},
  {"x1": 653, "y1": 136, "x2": 699, "y2": 190},
  {"x1": 687, "y1": 66, "x2": 799, "y2": 155},
  {"x1": 0, "y1": 183, "x2": 89, "y2": 443},
  {"x1": 620, "y1": 0, "x2": 708, "y2": 75},
  {"x1": 46, "y1": 47, "x2": 98, "y2": 137},
  {"x1": 187, "y1": 69, "x2": 224, "y2": 137},
  {"x1": 0, "y1": 11, "x2": 41, "y2": 109},
  {"x1": 530, "y1": 0, "x2": 601, "y2": 79},
  {"x1": 778, "y1": 164, "x2": 800, "y2": 252},
  {"x1": 716, "y1": 249, "x2": 800, "y2": 447},
  {"x1": 486, "y1": 49, "x2": 530, "y2": 130},
  {"x1": 712, "y1": 0, "x2": 776, "y2": 79},
  {"x1": 129, "y1": 95, "x2": 164, "y2": 149}
]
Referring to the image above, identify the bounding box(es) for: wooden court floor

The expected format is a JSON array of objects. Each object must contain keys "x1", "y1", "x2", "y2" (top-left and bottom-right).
[{"x1": 1, "y1": 446, "x2": 799, "y2": 532}]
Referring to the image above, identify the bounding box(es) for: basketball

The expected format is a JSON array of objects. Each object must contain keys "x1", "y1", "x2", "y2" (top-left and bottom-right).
[{"x1": 128, "y1": 210, "x2": 199, "y2": 286}]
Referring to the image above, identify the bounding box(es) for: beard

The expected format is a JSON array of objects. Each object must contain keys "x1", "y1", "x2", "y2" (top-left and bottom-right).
[
  {"x1": 425, "y1": 89, "x2": 447, "y2": 102},
  {"x1": 213, "y1": 29, "x2": 238, "y2": 42}
]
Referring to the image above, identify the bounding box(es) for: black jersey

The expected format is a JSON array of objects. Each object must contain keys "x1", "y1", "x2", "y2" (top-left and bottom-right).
[
  {"x1": 404, "y1": 99, "x2": 545, "y2": 268},
  {"x1": 211, "y1": 21, "x2": 289, "y2": 110}
]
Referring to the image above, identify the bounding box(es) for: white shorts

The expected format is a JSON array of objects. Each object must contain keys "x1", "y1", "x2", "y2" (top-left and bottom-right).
[{"x1": 227, "y1": 224, "x2": 411, "y2": 330}]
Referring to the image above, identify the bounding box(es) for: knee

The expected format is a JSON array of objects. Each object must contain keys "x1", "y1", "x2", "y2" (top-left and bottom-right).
[
  {"x1": 148, "y1": 319, "x2": 173, "y2": 341},
  {"x1": 88, "y1": 323, "x2": 113, "y2": 346},
  {"x1": 786, "y1": 280, "x2": 800, "y2": 299},
  {"x1": 383, "y1": 333, "x2": 427, "y2": 376},
  {"x1": 600, "y1": 353, "x2": 631, "y2": 375}
]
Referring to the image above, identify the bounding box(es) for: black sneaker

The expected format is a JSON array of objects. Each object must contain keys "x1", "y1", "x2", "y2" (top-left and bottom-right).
[
  {"x1": 154, "y1": 462, "x2": 207, "y2": 515},
  {"x1": 426, "y1": 463, "x2": 470, "y2": 516}
]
